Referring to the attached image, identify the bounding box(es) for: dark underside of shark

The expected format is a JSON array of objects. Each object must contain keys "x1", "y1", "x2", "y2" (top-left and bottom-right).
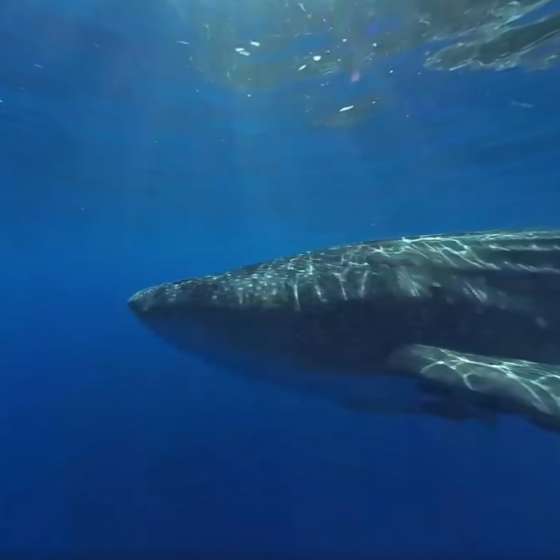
[{"x1": 129, "y1": 230, "x2": 560, "y2": 432}]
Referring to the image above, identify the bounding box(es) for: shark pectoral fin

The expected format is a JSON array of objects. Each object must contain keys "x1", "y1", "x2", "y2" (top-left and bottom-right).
[{"x1": 389, "y1": 345, "x2": 560, "y2": 426}]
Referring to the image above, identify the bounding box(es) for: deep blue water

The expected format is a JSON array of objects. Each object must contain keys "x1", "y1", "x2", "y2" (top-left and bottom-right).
[{"x1": 3, "y1": 1, "x2": 560, "y2": 558}]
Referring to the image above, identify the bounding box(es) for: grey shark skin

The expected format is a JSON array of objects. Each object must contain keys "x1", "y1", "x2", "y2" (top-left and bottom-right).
[{"x1": 129, "y1": 230, "x2": 560, "y2": 431}]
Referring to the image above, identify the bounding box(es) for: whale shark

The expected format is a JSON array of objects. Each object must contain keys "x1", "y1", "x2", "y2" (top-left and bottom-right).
[{"x1": 129, "y1": 230, "x2": 560, "y2": 431}]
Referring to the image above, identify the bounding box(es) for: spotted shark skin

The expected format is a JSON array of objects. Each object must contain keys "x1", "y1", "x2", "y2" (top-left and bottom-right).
[{"x1": 129, "y1": 230, "x2": 560, "y2": 431}]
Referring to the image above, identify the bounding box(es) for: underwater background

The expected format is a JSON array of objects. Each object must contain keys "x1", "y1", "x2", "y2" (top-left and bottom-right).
[{"x1": 2, "y1": 0, "x2": 560, "y2": 558}]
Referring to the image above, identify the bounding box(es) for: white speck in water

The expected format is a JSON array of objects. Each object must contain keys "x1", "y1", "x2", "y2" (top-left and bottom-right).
[
  {"x1": 312, "y1": 55, "x2": 322, "y2": 62},
  {"x1": 339, "y1": 105, "x2": 354, "y2": 113},
  {"x1": 250, "y1": 41, "x2": 260, "y2": 47},
  {"x1": 511, "y1": 100, "x2": 534, "y2": 109}
]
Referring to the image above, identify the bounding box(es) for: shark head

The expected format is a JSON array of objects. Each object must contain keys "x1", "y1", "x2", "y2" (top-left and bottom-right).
[
  {"x1": 127, "y1": 266, "x2": 311, "y2": 369},
  {"x1": 129, "y1": 276, "x2": 233, "y2": 316},
  {"x1": 128, "y1": 261, "x2": 297, "y2": 318}
]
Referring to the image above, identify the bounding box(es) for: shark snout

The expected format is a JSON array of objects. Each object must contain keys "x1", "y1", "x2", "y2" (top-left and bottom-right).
[
  {"x1": 128, "y1": 281, "x2": 210, "y2": 316},
  {"x1": 127, "y1": 285, "x2": 170, "y2": 315},
  {"x1": 128, "y1": 289, "x2": 152, "y2": 314},
  {"x1": 129, "y1": 277, "x2": 240, "y2": 318}
]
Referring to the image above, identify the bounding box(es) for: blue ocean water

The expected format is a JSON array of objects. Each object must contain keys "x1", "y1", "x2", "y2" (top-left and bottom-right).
[{"x1": 2, "y1": 1, "x2": 560, "y2": 558}]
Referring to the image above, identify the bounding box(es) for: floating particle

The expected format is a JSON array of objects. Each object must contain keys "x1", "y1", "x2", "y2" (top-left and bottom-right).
[{"x1": 511, "y1": 100, "x2": 534, "y2": 109}]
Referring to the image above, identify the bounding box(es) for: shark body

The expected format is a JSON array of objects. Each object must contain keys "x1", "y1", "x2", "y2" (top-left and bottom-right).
[{"x1": 129, "y1": 230, "x2": 560, "y2": 430}]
